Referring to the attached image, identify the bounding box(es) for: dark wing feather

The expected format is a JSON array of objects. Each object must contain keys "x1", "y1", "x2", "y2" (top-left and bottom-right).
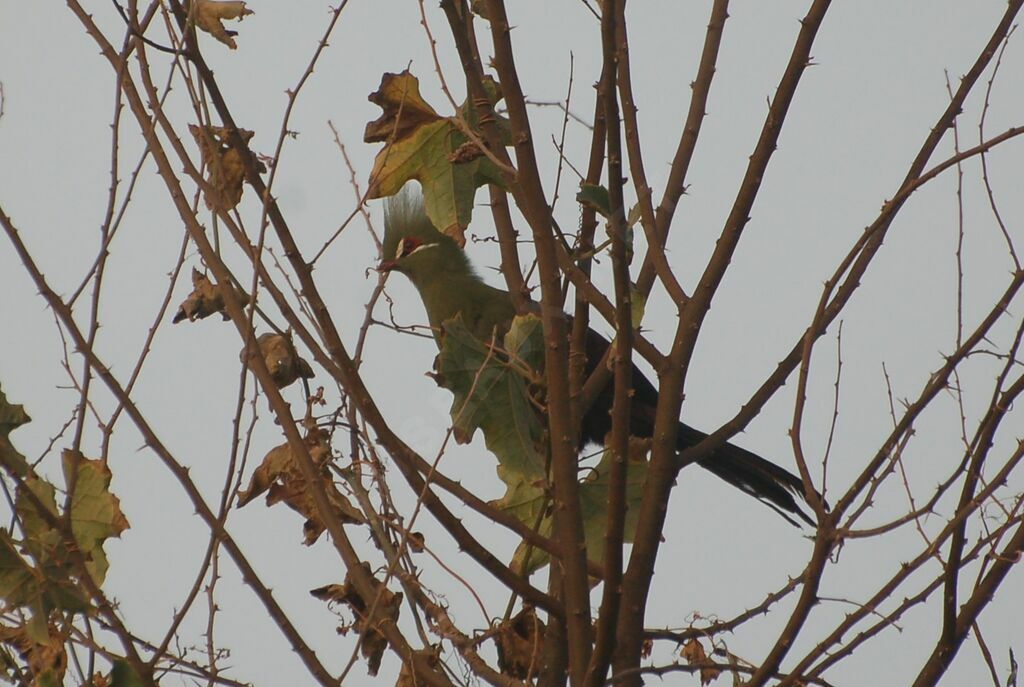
[{"x1": 577, "y1": 326, "x2": 816, "y2": 526}]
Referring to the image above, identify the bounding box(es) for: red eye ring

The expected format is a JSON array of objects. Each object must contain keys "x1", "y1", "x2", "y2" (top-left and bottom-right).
[{"x1": 395, "y1": 237, "x2": 424, "y2": 260}]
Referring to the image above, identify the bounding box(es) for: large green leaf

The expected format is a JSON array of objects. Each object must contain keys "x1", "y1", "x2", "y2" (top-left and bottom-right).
[
  {"x1": 510, "y1": 443, "x2": 651, "y2": 573},
  {"x1": 61, "y1": 451, "x2": 129, "y2": 585},
  {"x1": 0, "y1": 385, "x2": 31, "y2": 478},
  {"x1": 0, "y1": 532, "x2": 40, "y2": 608},
  {"x1": 437, "y1": 315, "x2": 549, "y2": 527},
  {"x1": 437, "y1": 315, "x2": 651, "y2": 572},
  {"x1": 0, "y1": 387, "x2": 127, "y2": 623},
  {"x1": 0, "y1": 529, "x2": 90, "y2": 624},
  {"x1": 574, "y1": 441, "x2": 651, "y2": 567},
  {"x1": 15, "y1": 477, "x2": 60, "y2": 560}
]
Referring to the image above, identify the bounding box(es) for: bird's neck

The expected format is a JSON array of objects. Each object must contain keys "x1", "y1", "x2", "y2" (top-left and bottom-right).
[{"x1": 411, "y1": 268, "x2": 489, "y2": 333}]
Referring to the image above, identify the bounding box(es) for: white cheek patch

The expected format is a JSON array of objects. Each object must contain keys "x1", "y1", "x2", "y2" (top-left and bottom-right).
[{"x1": 409, "y1": 243, "x2": 438, "y2": 256}]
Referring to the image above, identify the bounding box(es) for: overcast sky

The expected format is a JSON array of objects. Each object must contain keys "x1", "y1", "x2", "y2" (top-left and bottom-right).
[{"x1": 2, "y1": 2, "x2": 1023, "y2": 685}]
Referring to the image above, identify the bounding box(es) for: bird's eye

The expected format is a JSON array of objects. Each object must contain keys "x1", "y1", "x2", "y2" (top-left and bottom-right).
[
  {"x1": 394, "y1": 237, "x2": 438, "y2": 260},
  {"x1": 394, "y1": 237, "x2": 423, "y2": 260}
]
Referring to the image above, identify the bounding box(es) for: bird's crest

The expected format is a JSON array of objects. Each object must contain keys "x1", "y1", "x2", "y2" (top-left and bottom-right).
[
  {"x1": 382, "y1": 188, "x2": 445, "y2": 261},
  {"x1": 381, "y1": 186, "x2": 472, "y2": 277}
]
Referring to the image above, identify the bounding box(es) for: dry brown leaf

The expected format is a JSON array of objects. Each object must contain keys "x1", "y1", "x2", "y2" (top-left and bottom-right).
[
  {"x1": 682, "y1": 638, "x2": 721, "y2": 686},
  {"x1": 193, "y1": 0, "x2": 253, "y2": 49},
  {"x1": 239, "y1": 333, "x2": 314, "y2": 389},
  {"x1": 238, "y1": 429, "x2": 364, "y2": 544},
  {"x1": 0, "y1": 623, "x2": 67, "y2": 683},
  {"x1": 469, "y1": 0, "x2": 490, "y2": 20},
  {"x1": 494, "y1": 606, "x2": 545, "y2": 679},
  {"x1": 681, "y1": 638, "x2": 706, "y2": 663},
  {"x1": 311, "y1": 563, "x2": 402, "y2": 677},
  {"x1": 309, "y1": 583, "x2": 346, "y2": 603},
  {"x1": 363, "y1": 71, "x2": 442, "y2": 144},
  {"x1": 406, "y1": 531, "x2": 425, "y2": 553},
  {"x1": 701, "y1": 663, "x2": 722, "y2": 685},
  {"x1": 189, "y1": 124, "x2": 264, "y2": 211},
  {"x1": 173, "y1": 268, "x2": 250, "y2": 323},
  {"x1": 395, "y1": 647, "x2": 440, "y2": 687}
]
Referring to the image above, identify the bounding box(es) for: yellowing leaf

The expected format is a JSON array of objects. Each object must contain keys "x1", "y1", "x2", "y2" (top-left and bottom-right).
[
  {"x1": 3, "y1": 451, "x2": 127, "y2": 614},
  {"x1": 0, "y1": 384, "x2": 31, "y2": 478},
  {"x1": 193, "y1": 0, "x2": 253, "y2": 49},
  {"x1": 435, "y1": 315, "x2": 549, "y2": 531},
  {"x1": 364, "y1": 71, "x2": 510, "y2": 244},
  {"x1": 61, "y1": 451, "x2": 130, "y2": 585},
  {"x1": 0, "y1": 390, "x2": 127, "y2": 646},
  {"x1": 14, "y1": 476, "x2": 60, "y2": 562}
]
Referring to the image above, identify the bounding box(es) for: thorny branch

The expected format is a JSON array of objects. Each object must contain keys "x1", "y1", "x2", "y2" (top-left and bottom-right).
[{"x1": 0, "y1": 2, "x2": 1021, "y2": 686}]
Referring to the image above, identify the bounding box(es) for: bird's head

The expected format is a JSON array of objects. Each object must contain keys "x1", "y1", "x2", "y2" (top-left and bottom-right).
[
  {"x1": 379, "y1": 234, "x2": 440, "y2": 272},
  {"x1": 379, "y1": 191, "x2": 468, "y2": 284}
]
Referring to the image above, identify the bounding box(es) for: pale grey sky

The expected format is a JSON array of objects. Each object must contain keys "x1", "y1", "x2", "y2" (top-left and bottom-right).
[{"x1": 2, "y1": 2, "x2": 1023, "y2": 685}]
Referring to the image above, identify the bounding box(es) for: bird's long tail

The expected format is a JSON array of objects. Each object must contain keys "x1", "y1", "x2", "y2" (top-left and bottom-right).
[{"x1": 677, "y1": 424, "x2": 817, "y2": 527}]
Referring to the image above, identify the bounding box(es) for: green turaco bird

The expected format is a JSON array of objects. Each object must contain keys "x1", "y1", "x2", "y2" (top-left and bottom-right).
[
  {"x1": 380, "y1": 192, "x2": 815, "y2": 526},
  {"x1": 380, "y1": 194, "x2": 517, "y2": 346}
]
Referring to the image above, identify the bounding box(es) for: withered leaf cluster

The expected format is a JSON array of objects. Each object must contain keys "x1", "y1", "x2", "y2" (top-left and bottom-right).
[
  {"x1": 310, "y1": 563, "x2": 403, "y2": 676},
  {"x1": 238, "y1": 428, "x2": 364, "y2": 544}
]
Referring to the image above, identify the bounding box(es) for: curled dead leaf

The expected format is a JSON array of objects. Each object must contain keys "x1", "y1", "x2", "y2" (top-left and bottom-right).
[
  {"x1": 311, "y1": 563, "x2": 402, "y2": 677},
  {"x1": 189, "y1": 124, "x2": 264, "y2": 212},
  {"x1": 364, "y1": 71, "x2": 442, "y2": 145},
  {"x1": 193, "y1": 0, "x2": 253, "y2": 49},
  {"x1": 238, "y1": 429, "x2": 364, "y2": 544},
  {"x1": 406, "y1": 531, "x2": 425, "y2": 553},
  {"x1": 173, "y1": 268, "x2": 250, "y2": 323},
  {"x1": 240, "y1": 333, "x2": 314, "y2": 389},
  {"x1": 495, "y1": 606, "x2": 545, "y2": 679},
  {"x1": 682, "y1": 638, "x2": 721, "y2": 686},
  {"x1": 469, "y1": 0, "x2": 490, "y2": 20}
]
